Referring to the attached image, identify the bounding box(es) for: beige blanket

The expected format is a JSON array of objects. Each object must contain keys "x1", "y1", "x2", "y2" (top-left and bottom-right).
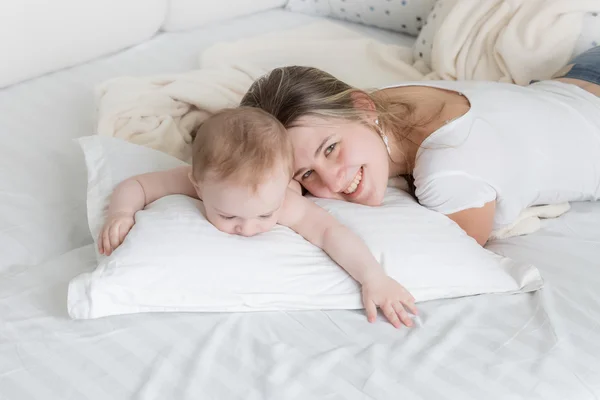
[
  {"x1": 423, "y1": 0, "x2": 599, "y2": 84},
  {"x1": 95, "y1": 0, "x2": 595, "y2": 239},
  {"x1": 96, "y1": 22, "x2": 423, "y2": 162}
]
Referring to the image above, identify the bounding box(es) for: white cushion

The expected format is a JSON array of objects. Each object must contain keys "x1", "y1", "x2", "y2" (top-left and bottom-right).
[
  {"x1": 286, "y1": 0, "x2": 436, "y2": 36},
  {"x1": 68, "y1": 136, "x2": 543, "y2": 319},
  {"x1": 162, "y1": 0, "x2": 287, "y2": 32},
  {"x1": 0, "y1": 0, "x2": 166, "y2": 88}
]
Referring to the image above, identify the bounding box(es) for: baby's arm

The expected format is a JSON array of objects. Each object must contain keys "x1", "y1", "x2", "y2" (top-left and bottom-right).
[
  {"x1": 278, "y1": 189, "x2": 417, "y2": 328},
  {"x1": 108, "y1": 166, "x2": 197, "y2": 215},
  {"x1": 99, "y1": 166, "x2": 197, "y2": 255}
]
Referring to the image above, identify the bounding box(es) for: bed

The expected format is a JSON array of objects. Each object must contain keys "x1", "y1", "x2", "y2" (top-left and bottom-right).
[{"x1": 1, "y1": 7, "x2": 599, "y2": 400}]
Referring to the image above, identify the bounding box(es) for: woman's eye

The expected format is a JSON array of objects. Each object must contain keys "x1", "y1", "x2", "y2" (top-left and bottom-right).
[
  {"x1": 220, "y1": 215, "x2": 235, "y2": 220},
  {"x1": 301, "y1": 170, "x2": 313, "y2": 180},
  {"x1": 324, "y1": 143, "x2": 336, "y2": 156}
]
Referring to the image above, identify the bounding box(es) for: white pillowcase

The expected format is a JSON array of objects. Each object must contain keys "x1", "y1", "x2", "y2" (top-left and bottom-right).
[
  {"x1": 286, "y1": 0, "x2": 436, "y2": 37},
  {"x1": 68, "y1": 136, "x2": 542, "y2": 319}
]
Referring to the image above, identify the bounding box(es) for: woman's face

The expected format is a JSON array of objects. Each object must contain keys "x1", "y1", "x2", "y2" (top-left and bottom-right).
[{"x1": 288, "y1": 115, "x2": 390, "y2": 206}]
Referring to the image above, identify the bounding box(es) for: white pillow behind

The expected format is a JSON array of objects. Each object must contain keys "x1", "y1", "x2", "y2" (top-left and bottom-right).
[
  {"x1": 68, "y1": 136, "x2": 542, "y2": 319},
  {"x1": 162, "y1": 0, "x2": 287, "y2": 32},
  {"x1": 286, "y1": 0, "x2": 436, "y2": 36}
]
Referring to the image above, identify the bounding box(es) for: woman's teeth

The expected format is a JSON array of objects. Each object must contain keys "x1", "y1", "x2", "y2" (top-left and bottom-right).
[{"x1": 343, "y1": 168, "x2": 363, "y2": 194}]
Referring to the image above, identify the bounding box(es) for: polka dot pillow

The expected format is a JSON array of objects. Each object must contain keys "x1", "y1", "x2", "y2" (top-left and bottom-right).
[
  {"x1": 573, "y1": 11, "x2": 600, "y2": 57},
  {"x1": 286, "y1": 0, "x2": 437, "y2": 37},
  {"x1": 412, "y1": 0, "x2": 457, "y2": 66}
]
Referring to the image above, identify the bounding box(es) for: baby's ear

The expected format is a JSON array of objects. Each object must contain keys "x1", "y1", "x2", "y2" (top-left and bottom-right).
[{"x1": 188, "y1": 171, "x2": 202, "y2": 196}]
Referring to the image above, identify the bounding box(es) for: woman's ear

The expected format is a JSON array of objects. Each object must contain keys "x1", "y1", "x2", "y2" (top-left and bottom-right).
[
  {"x1": 188, "y1": 171, "x2": 202, "y2": 196},
  {"x1": 350, "y1": 91, "x2": 376, "y2": 113}
]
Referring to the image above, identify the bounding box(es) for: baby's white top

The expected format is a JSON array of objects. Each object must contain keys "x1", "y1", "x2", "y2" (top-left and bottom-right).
[{"x1": 384, "y1": 80, "x2": 600, "y2": 229}]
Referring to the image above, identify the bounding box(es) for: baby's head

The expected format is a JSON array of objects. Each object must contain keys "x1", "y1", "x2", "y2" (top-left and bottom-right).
[{"x1": 189, "y1": 107, "x2": 293, "y2": 237}]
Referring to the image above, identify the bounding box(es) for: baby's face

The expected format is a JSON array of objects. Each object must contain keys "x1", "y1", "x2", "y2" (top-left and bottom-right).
[{"x1": 198, "y1": 171, "x2": 289, "y2": 237}]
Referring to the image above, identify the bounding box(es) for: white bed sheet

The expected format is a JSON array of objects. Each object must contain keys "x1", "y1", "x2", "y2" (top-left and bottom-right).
[{"x1": 1, "y1": 8, "x2": 599, "y2": 400}]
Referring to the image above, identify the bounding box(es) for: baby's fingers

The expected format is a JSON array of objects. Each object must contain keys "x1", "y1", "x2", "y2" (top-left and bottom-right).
[
  {"x1": 403, "y1": 299, "x2": 418, "y2": 316},
  {"x1": 97, "y1": 231, "x2": 104, "y2": 254},
  {"x1": 364, "y1": 299, "x2": 377, "y2": 323},
  {"x1": 102, "y1": 226, "x2": 113, "y2": 256},
  {"x1": 393, "y1": 302, "x2": 413, "y2": 328},
  {"x1": 118, "y1": 222, "x2": 130, "y2": 244},
  {"x1": 109, "y1": 223, "x2": 122, "y2": 251},
  {"x1": 382, "y1": 303, "x2": 402, "y2": 329}
]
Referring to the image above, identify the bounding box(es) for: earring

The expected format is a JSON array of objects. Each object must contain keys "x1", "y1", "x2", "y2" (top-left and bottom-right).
[{"x1": 374, "y1": 118, "x2": 391, "y2": 156}]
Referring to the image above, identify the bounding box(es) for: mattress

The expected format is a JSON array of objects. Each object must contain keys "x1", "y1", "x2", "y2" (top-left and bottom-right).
[{"x1": 1, "y1": 8, "x2": 599, "y2": 400}]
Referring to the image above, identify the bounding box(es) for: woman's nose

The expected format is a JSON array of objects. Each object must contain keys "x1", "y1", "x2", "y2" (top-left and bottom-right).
[{"x1": 318, "y1": 163, "x2": 346, "y2": 193}]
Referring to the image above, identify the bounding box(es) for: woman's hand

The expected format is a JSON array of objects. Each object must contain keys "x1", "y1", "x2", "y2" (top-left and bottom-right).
[
  {"x1": 361, "y1": 274, "x2": 418, "y2": 328},
  {"x1": 98, "y1": 212, "x2": 135, "y2": 256}
]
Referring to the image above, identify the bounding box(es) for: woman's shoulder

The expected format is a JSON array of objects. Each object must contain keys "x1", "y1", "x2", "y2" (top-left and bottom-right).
[
  {"x1": 378, "y1": 80, "x2": 513, "y2": 93},
  {"x1": 414, "y1": 116, "x2": 504, "y2": 183}
]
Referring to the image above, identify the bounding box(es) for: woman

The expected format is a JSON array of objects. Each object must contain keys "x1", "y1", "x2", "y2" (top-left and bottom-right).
[{"x1": 240, "y1": 46, "x2": 600, "y2": 246}]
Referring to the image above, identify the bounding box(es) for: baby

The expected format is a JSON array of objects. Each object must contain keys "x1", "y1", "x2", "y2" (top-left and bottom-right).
[{"x1": 98, "y1": 107, "x2": 417, "y2": 327}]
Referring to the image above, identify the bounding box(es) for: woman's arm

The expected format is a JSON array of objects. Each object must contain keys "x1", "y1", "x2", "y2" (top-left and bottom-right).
[
  {"x1": 446, "y1": 200, "x2": 496, "y2": 246},
  {"x1": 416, "y1": 173, "x2": 496, "y2": 247}
]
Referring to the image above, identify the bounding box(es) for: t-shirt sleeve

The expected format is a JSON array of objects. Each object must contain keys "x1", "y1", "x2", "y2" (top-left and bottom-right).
[{"x1": 415, "y1": 173, "x2": 497, "y2": 215}]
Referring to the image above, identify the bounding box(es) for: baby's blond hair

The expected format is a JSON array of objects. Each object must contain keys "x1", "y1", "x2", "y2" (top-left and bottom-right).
[{"x1": 191, "y1": 107, "x2": 293, "y2": 191}]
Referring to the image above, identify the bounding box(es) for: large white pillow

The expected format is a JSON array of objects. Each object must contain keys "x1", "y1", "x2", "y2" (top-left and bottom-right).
[
  {"x1": 0, "y1": 0, "x2": 166, "y2": 88},
  {"x1": 68, "y1": 136, "x2": 542, "y2": 319},
  {"x1": 162, "y1": 0, "x2": 287, "y2": 32}
]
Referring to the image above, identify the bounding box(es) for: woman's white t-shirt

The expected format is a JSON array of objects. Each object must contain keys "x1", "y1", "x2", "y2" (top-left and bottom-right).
[{"x1": 388, "y1": 80, "x2": 600, "y2": 230}]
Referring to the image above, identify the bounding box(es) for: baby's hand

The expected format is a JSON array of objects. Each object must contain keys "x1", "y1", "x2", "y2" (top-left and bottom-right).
[
  {"x1": 98, "y1": 212, "x2": 135, "y2": 256},
  {"x1": 361, "y1": 274, "x2": 418, "y2": 328}
]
